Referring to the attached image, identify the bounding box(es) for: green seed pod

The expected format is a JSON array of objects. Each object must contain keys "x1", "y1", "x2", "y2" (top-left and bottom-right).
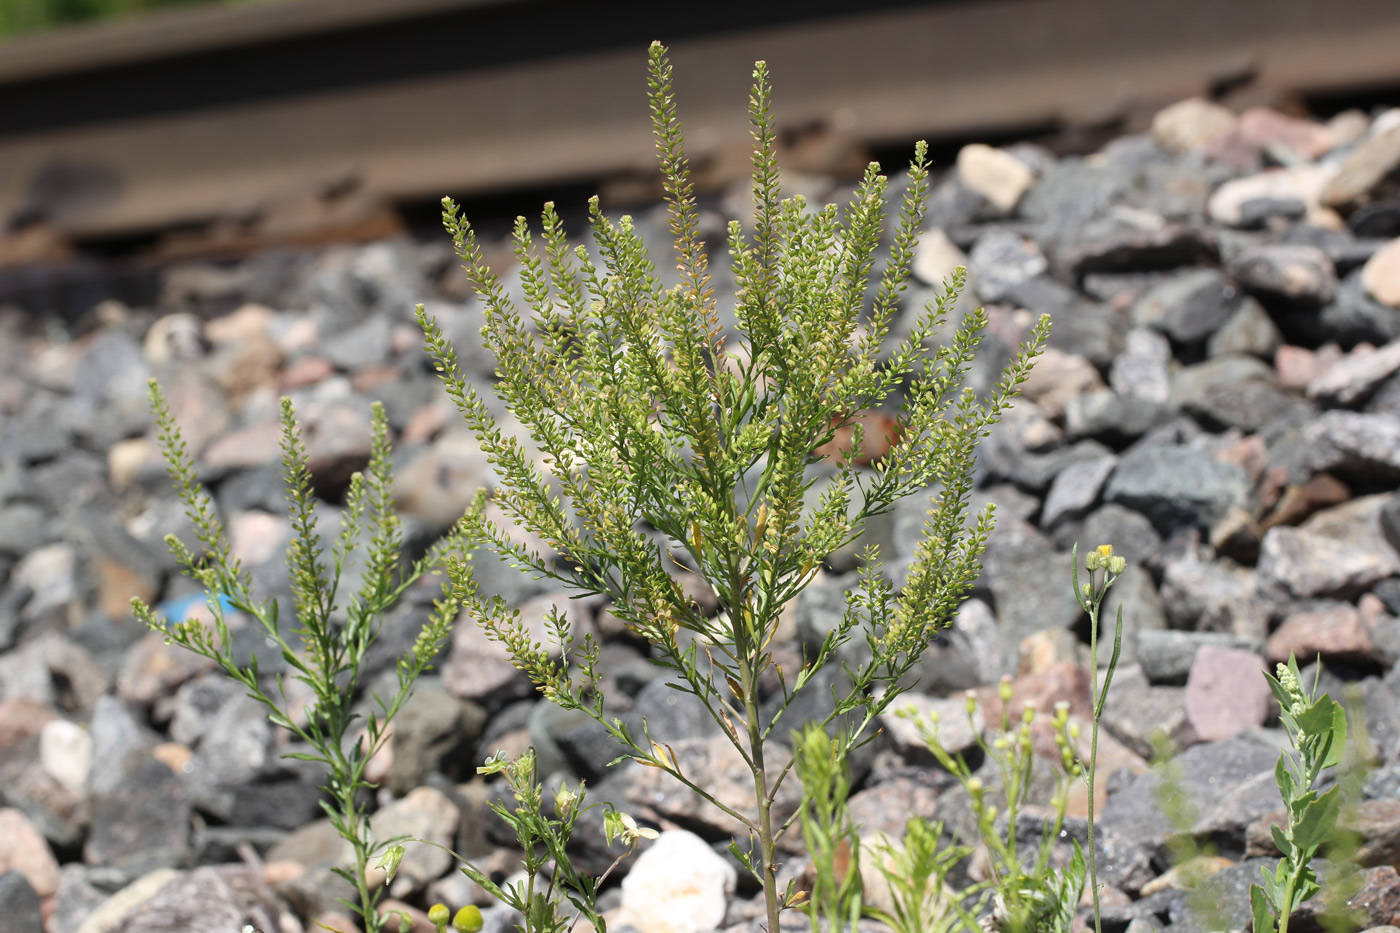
[
  {"x1": 453, "y1": 905, "x2": 484, "y2": 933},
  {"x1": 428, "y1": 904, "x2": 451, "y2": 929}
]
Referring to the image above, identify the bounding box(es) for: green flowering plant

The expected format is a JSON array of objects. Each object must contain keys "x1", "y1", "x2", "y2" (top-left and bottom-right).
[
  {"x1": 1251, "y1": 654, "x2": 1348, "y2": 933},
  {"x1": 417, "y1": 39, "x2": 1048, "y2": 933},
  {"x1": 1071, "y1": 542, "x2": 1126, "y2": 933},
  {"x1": 889, "y1": 542, "x2": 1124, "y2": 933},
  {"x1": 465, "y1": 748, "x2": 651, "y2": 933}
]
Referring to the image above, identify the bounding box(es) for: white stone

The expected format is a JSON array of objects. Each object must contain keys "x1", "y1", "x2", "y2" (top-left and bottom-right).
[
  {"x1": 40, "y1": 718, "x2": 91, "y2": 796},
  {"x1": 1151, "y1": 97, "x2": 1238, "y2": 153},
  {"x1": 1207, "y1": 165, "x2": 1332, "y2": 227},
  {"x1": 956, "y1": 143, "x2": 1035, "y2": 212},
  {"x1": 614, "y1": 830, "x2": 735, "y2": 933},
  {"x1": 911, "y1": 226, "x2": 968, "y2": 289},
  {"x1": 1362, "y1": 237, "x2": 1400, "y2": 308}
]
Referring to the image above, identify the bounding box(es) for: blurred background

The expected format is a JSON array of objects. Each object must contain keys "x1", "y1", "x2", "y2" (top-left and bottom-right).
[{"x1": 2, "y1": 0, "x2": 1400, "y2": 315}]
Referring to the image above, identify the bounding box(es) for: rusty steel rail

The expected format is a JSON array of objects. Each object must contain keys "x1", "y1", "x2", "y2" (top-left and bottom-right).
[{"x1": 1, "y1": 0, "x2": 1399, "y2": 243}]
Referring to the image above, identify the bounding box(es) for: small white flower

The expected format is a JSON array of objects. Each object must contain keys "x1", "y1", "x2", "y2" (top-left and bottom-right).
[{"x1": 616, "y1": 812, "x2": 659, "y2": 846}]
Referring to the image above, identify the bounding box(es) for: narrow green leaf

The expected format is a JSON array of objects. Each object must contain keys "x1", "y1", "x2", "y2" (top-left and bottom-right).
[{"x1": 1275, "y1": 754, "x2": 1296, "y2": 802}]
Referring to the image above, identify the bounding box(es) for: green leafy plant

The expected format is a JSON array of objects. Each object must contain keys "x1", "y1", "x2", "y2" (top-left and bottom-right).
[
  {"x1": 791, "y1": 719, "x2": 978, "y2": 933},
  {"x1": 449, "y1": 748, "x2": 653, "y2": 933},
  {"x1": 896, "y1": 543, "x2": 1123, "y2": 933},
  {"x1": 136, "y1": 383, "x2": 650, "y2": 933},
  {"x1": 792, "y1": 722, "x2": 863, "y2": 932},
  {"x1": 864, "y1": 815, "x2": 977, "y2": 933},
  {"x1": 417, "y1": 40, "x2": 1049, "y2": 933},
  {"x1": 912, "y1": 679, "x2": 1084, "y2": 933},
  {"x1": 133, "y1": 387, "x2": 468, "y2": 933},
  {"x1": 1251, "y1": 655, "x2": 1349, "y2": 933}
]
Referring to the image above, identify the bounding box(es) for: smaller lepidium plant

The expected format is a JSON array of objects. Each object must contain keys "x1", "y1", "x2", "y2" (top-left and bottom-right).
[
  {"x1": 432, "y1": 748, "x2": 656, "y2": 933},
  {"x1": 133, "y1": 383, "x2": 468, "y2": 933},
  {"x1": 1250, "y1": 654, "x2": 1348, "y2": 933},
  {"x1": 136, "y1": 383, "x2": 652, "y2": 933},
  {"x1": 897, "y1": 543, "x2": 1124, "y2": 933},
  {"x1": 912, "y1": 679, "x2": 1084, "y2": 933},
  {"x1": 418, "y1": 40, "x2": 1049, "y2": 933}
]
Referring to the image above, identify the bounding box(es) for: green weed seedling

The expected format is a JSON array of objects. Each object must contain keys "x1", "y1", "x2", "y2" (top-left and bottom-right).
[
  {"x1": 1251, "y1": 655, "x2": 1348, "y2": 933},
  {"x1": 792, "y1": 722, "x2": 864, "y2": 932},
  {"x1": 1072, "y1": 543, "x2": 1126, "y2": 933},
  {"x1": 417, "y1": 40, "x2": 1048, "y2": 933}
]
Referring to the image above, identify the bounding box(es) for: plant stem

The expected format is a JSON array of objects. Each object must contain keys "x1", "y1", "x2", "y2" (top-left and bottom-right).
[
  {"x1": 744, "y1": 653, "x2": 781, "y2": 933},
  {"x1": 1086, "y1": 598, "x2": 1103, "y2": 933}
]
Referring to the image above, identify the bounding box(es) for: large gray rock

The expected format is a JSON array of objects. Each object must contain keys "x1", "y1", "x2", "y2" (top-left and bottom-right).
[
  {"x1": 1131, "y1": 267, "x2": 1237, "y2": 344},
  {"x1": 1170, "y1": 354, "x2": 1308, "y2": 432},
  {"x1": 84, "y1": 754, "x2": 192, "y2": 875},
  {"x1": 1040, "y1": 454, "x2": 1117, "y2": 528},
  {"x1": 383, "y1": 676, "x2": 487, "y2": 792},
  {"x1": 1257, "y1": 495, "x2": 1400, "y2": 601},
  {"x1": 1158, "y1": 555, "x2": 1261, "y2": 633},
  {"x1": 1136, "y1": 629, "x2": 1267, "y2": 685},
  {"x1": 1206, "y1": 295, "x2": 1284, "y2": 359},
  {"x1": 1103, "y1": 443, "x2": 1252, "y2": 534},
  {"x1": 0, "y1": 872, "x2": 41, "y2": 933},
  {"x1": 1064, "y1": 390, "x2": 1173, "y2": 446},
  {"x1": 1227, "y1": 242, "x2": 1337, "y2": 308},
  {"x1": 1307, "y1": 339, "x2": 1400, "y2": 406},
  {"x1": 1301, "y1": 410, "x2": 1400, "y2": 481},
  {"x1": 967, "y1": 228, "x2": 1047, "y2": 302},
  {"x1": 1100, "y1": 737, "x2": 1278, "y2": 863}
]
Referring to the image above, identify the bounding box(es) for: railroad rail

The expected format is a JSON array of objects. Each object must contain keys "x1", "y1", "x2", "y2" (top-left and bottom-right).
[{"x1": 1, "y1": 0, "x2": 1400, "y2": 249}]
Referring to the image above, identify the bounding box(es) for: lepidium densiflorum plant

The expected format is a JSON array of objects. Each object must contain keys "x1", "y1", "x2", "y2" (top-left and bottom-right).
[
  {"x1": 133, "y1": 385, "x2": 469, "y2": 933},
  {"x1": 417, "y1": 40, "x2": 1049, "y2": 933}
]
